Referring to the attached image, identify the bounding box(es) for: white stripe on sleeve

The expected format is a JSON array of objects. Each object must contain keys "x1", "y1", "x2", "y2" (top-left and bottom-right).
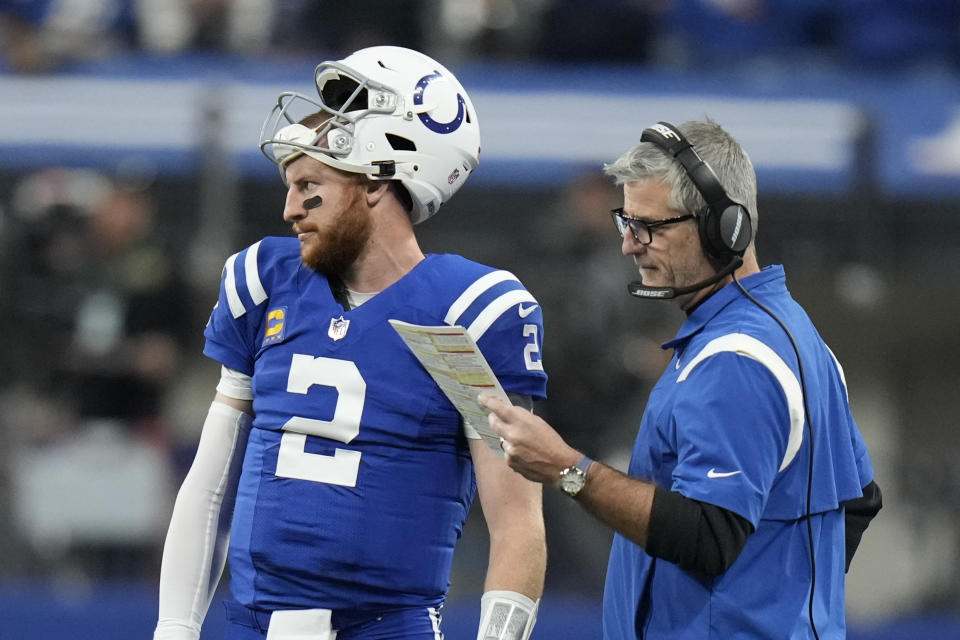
[
  {"x1": 223, "y1": 253, "x2": 246, "y2": 319},
  {"x1": 677, "y1": 333, "x2": 804, "y2": 472},
  {"x1": 824, "y1": 344, "x2": 848, "y2": 400},
  {"x1": 244, "y1": 240, "x2": 267, "y2": 306},
  {"x1": 466, "y1": 289, "x2": 538, "y2": 341},
  {"x1": 444, "y1": 270, "x2": 518, "y2": 326}
]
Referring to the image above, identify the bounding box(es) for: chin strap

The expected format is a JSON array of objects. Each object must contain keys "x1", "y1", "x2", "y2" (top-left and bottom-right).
[{"x1": 477, "y1": 590, "x2": 539, "y2": 640}]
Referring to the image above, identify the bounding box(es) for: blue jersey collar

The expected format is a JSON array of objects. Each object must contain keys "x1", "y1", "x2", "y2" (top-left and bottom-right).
[{"x1": 662, "y1": 264, "x2": 786, "y2": 350}]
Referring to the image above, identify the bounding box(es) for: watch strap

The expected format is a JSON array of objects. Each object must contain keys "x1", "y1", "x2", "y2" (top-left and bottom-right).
[
  {"x1": 573, "y1": 454, "x2": 593, "y2": 475},
  {"x1": 560, "y1": 454, "x2": 593, "y2": 497}
]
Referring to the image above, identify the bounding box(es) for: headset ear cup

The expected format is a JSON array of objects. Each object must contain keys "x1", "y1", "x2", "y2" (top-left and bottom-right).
[
  {"x1": 718, "y1": 204, "x2": 752, "y2": 256},
  {"x1": 698, "y1": 207, "x2": 727, "y2": 263},
  {"x1": 699, "y1": 204, "x2": 752, "y2": 263}
]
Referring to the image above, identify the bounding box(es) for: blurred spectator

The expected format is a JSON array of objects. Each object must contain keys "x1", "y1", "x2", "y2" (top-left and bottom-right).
[
  {"x1": 135, "y1": 0, "x2": 275, "y2": 56},
  {"x1": 429, "y1": 0, "x2": 546, "y2": 63},
  {"x1": 0, "y1": 0, "x2": 281, "y2": 69},
  {"x1": 3, "y1": 168, "x2": 190, "y2": 423},
  {"x1": 3, "y1": 168, "x2": 111, "y2": 389},
  {"x1": 0, "y1": 0, "x2": 136, "y2": 72},
  {"x1": 62, "y1": 178, "x2": 190, "y2": 425}
]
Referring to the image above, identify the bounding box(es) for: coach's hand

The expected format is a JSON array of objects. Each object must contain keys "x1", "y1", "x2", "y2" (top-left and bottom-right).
[{"x1": 479, "y1": 394, "x2": 581, "y2": 487}]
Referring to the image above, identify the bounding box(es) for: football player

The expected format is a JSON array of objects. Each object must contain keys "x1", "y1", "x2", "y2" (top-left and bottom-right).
[{"x1": 155, "y1": 46, "x2": 547, "y2": 640}]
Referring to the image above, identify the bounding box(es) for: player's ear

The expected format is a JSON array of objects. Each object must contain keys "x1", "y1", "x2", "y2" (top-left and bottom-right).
[{"x1": 364, "y1": 179, "x2": 392, "y2": 208}]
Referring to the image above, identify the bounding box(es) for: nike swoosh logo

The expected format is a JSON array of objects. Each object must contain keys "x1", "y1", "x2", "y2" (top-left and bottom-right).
[
  {"x1": 518, "y1": 304, "x2": 539, "y2": 318},
  {"x1": 707, "y1": 468, "x2": 742, "y2": 479}
]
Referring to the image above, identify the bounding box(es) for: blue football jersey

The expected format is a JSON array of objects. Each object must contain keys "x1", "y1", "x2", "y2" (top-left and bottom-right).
[{"x1": 203, "y1": 236, "x2": 548, "y2": 613}]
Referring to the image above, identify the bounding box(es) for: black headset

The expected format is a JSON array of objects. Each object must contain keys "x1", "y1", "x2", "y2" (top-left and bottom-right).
[
  {"x1": 639, "y1": 121, "x2": 753, "y2": 265},
  {"x1": 638, "y1": 121, "x2": 822, "y2": 639}
]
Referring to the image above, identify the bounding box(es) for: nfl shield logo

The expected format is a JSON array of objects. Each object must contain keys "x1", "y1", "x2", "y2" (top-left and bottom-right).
[{"x1": 328, "y1": 316, "x2": 350, "y2": 341}]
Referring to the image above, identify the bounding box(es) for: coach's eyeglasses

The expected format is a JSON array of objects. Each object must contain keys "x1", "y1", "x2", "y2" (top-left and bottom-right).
[{"x1": 610, "y1": 208, "x2": 695, "y2": 246}]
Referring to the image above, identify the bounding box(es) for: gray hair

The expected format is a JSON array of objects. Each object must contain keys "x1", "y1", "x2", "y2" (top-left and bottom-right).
[{"x1": 603, "y1": 119, "x2": 759, "y2": 240}]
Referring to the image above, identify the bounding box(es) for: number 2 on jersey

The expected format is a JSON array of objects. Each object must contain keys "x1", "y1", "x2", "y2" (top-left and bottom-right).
[
  {"x1": 523, "y1": 324, "x2": 544, "y2": 371},
  {"x1": 275, "y1": 353, "x2": 366, "y2": 487}
]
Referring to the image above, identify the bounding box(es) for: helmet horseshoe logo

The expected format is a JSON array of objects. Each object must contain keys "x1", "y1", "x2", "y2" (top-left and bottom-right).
[{"x1": 413, "y1": 72, "x2": 466, "y2": 134}]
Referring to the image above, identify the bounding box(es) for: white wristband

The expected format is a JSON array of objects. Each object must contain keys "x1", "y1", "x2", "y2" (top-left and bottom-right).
[
  {"x1": 153, "y1": 619, "x2": 200, "y2": 640},
  {"x1": 477, "y1": 590, "x2": 539, "y2": 640}
]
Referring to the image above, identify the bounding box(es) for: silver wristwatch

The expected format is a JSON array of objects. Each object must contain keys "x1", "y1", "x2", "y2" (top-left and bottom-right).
[{"x1": 559, "y1": 455, "x2": 593, "y2": 497}]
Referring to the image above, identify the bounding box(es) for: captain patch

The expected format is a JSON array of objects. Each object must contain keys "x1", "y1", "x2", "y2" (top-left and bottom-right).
[{"x1": 263, "y1": 307, "x2": 288, "y2": 346}]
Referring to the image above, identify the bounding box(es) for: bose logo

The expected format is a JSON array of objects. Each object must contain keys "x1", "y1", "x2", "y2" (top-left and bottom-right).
[
  {"x1": 729, "y1": 210, "x2": 744, "y2": 246},
  {"x1": 649, "y1": 123, "x2": 681, "y2": 142},
  {"x1": 632, "y1": 288, "x2": 672, "y2": 298}
]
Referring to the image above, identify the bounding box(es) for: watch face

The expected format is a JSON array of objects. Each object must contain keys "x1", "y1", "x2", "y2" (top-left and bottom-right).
[{"x1": 561, "y1": 469, "x2": 585, "y2": 495}]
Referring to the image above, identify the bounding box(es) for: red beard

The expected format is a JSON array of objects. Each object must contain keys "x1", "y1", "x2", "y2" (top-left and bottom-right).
[{"x1": 300, "y1": 186, "x2": 373, "y2": 277}]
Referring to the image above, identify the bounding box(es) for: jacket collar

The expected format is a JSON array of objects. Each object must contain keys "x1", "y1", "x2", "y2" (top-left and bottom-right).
[{"x1": 662, "y1": 264, "x2": 786, "y2": 350}]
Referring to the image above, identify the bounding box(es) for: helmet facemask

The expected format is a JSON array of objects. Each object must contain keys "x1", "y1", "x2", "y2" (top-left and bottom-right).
[{"x1": 260, "y1": 63, "x2": 398, "y2": 170}]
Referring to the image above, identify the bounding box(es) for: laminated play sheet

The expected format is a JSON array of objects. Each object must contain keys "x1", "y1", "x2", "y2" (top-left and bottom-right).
[{"x1": 389, "y1": 319, "x2": 509, "y2": 456}]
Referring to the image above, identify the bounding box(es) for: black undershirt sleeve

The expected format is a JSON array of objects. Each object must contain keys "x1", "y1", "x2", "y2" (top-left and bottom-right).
[
  {"x1": 841, "y1": 480, "x2": 882, "y2": 572},
  {"x1": 505, "y1": 392, "x2": 534, "y2": 413},
  {"x1": 646, "y1": 486, "x2": 754, "y2": 576}
]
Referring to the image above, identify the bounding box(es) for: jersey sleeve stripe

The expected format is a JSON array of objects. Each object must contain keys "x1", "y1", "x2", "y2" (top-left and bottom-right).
[
  {"x1": 824, "y1": 344, "x2": 849, "y2": 400},
  {"x1": 466, "y1": 289, "x2": 537, "y2": 342},
  {"x1": 444, "y1": 270, "x2": 518, "y2": 326},
  {"x1": 244, "y1": 240, "x2": 268, "y2": 307},
  {"x1": 677, "y1": 333, "x2": 804, "y2": 473},
  {"x1": 223, "y1": 252, "x2": 247, "y2": 319}
]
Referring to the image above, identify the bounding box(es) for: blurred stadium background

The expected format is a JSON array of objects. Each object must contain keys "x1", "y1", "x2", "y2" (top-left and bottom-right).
[{"x1": 1, "y1": 1, "x2": 959, "y2": 638}]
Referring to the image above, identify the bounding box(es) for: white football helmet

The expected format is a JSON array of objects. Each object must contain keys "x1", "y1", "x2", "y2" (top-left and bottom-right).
[{"x1": 260, "y1": 46, "x2": 481, "y2": 224}]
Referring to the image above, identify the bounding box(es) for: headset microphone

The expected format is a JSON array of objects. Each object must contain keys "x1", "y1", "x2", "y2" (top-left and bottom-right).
[{"x1": 627, "y1": 255, "x2": 743, "y2": 299}]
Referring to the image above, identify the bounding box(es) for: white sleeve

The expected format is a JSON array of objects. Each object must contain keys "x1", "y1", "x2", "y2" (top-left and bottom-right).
[
  {"x1": 216, "y1": 365, "x2": 253, "y2": 401},
  {"x1": 154, "y1": 401, "x2": 253, "y2": 640}
]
